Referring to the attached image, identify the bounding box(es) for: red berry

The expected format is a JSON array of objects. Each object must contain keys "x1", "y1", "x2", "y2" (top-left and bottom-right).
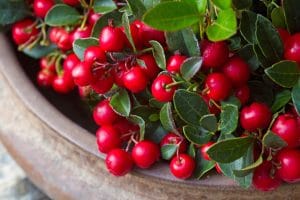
[
  {"x1": 170, "y1": 154, "x2": 195, "y2": 179},
  {"x1": 93, "y1": 99, "x2": 119, "y2": 126},
  {"x1": 99, "y1": 26, "x2": 126, "y2": 52},
  {"x1": 33, "y1": 0, "x2": 54, "y2": 18},
  {"x1": 40, "y1": 57, "x2": 55, "y2": 72},
  {"x1": 276, "y1": 149, "x2": 300, "y2": 183},
  {"x1": 37, "y1": 69, "x2": 55, "y2": 87},
  {"x1": 160, "y1": 133, "x2": 187, "y2": 154},
  {"x1": 222, "y1": 56, "x2": 250, "y2": 87},
  {"x1": 271, "y1": 114, "x2": 300, "y2": 148},
  {"x1": 215, "y1": 163, "x2": 222, "y2": 174},
  {"x1": 205, "y1": 73, "x2": 232, "y2": 101},
  {"x1": 138, "y1": 22, "x2": 166, "y2": 47},
  {"x1": 12, "y1": 19, "x2": 39, "y2": 45},
  {"x1": 166, "y1": 55, "x2": 187, "y2": 74},
  {"x1": 284, "y1": 33, "x2": 300, "y2": 64},
  {"x1": 105, "y1": 149, "x2": 133, "y2": 176},
  {"x1": 123, "y1": 67, "x2": 148, "y2": 93},
  {"x1": 78, "y1": 86, "x2": 91, "y2": 98},
  {"x1": 72, "y1": 62, "x2": 94, "y2": 86},
  {"x1": 138, "y1": 54, "x2": 160, "y2": 79},
  {"x1": 49, "y1": 27, "x2": 72, "y2": 51},
  {"x1": 113, "y1": 118, "x2": 139, "y2": 142},
  {"x1": 112, "y1": 62, "x2": 126, "y2": 87},
  {"x1": 151, "y1": 74, "x2": 177, "y2": 102},
  {"x1": 62, "y1": 0, "x2": 79, "y2": 6},
  {"x1": 240, "y1": 102, "x2": 272, "y2": 131},
  {"x1": 277, "y1": 28, "x2": 291, "y2": 45},
  {"x1": 70, "y1": 26, "x2": 92, "y2": 44},
  {"x1": 235, "y1": 85, "x2": 250, "y2": 105},
  {"x1": 83, "y1": 46, "x2": 106, "y2": 65},
  {"x1": 52, "y1": 75, "x2": 74, "y2": 94},
  {"x1": 63, "y1": 53, "x2": 80, "y2": 75},
  {"x1": 88, "y1": 10, "x2": 102, "y2": 25},
  {"x1": 200, "y1": 142, "x2": 215, "y2": 161},
  {"x1": 202, "y1": 41, "x2": 229, "y2": 69},
  {"x1": 201, "y1": 95, "x2": 220, "y2": 115},
  {"x1": 90, "y1": 70, "x2": 114, "y2": 94},
  {"x1": 252, "y1": 161, "x2": 281, "y2": 191},
  {"x1": 122, "y1": 23, "x2": 142, "y2": 49},
  {"x1": 132, "y1": 140, "x2": 160, "y2": 169},
  {"x1": 96, "y1": 125, "x2": 121, "y2": 153}
]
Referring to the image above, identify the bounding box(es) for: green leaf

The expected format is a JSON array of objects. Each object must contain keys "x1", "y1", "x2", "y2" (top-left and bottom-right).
[
  {"x1": 93, "y1": 0, "x2": 117, "y2": 14},
  {"x1": 145, "y1": 124, "x2": 167, "y2": 143},
  {"x1": 283, "y1": 0, "x2": 300, "y2": 34},
  {"x1": 207, "y1": 136, "x2": 254, "y2": 163},
  {"x1": 233, "y1": 0, "x2": 252, "y2": 10},
  {"x1": 180, "y1": 57, "x2": 202, "y2": 81},
  {"x1": 188, "y1": 0, "x2": 207, "y2": 14},
  {"x1": 218, "y1": 144, "x2": 253, "y2": 188},
  {"x1": 73, "y1": 38, "x2": 99, "y2": 60},
  {"x1": 23, "y1": 44, "x2": 57, "y2": 59},
  {"x1": 271, "y1": 90, "x2": 291, "y2": 113},
  {"x1": 91, "y1": 10, "x2": 123, "y2": 38},
  {"x1": 126, "y1": 0, "x2": 147, "y2": 19},
  {"x1": 253, "y1": 44, "x2": 272, "y2": 68},
  {"x1": 271, "y1": 7, "x2": 286, "y2": 28},
  {"x1": 173, "y1": 89, "x2": 209, "y2": 125},
  {"x1": 228, "y1": 35, "x2": 242, "y2": 51},
  {"x1": 142, "y1": 1, "x2": 200, "y2": 31},
  {"x1": 219, "y1": 104, "x2": 238, "y2": 135},
  {"x1": 199, "y1": 114, "x2": 217, "y2": 133},
  {"x1": 206, "y1": 8, "x2": 237, "y2": 41},
  {"x1": 0, "y1": 0, "x2": 29, "y2": 25},
  {"x1": 110, "y1": 89, "x2": 131, "y2": 117},
  {"x1": 150, "y1": 40, "x2": 166, "y2": 70},
  {"x1": 183, "y1": 125, "x2": 213, "y2": 145},
  {"x1": 292, "y1": 80, "x2": 300, "y2": 115},
  {"x1": 255, "y1": 14, "x2": 283, "y2": 63},
  {"x1": 160, "y1": 103, "x2": 178, "y2": 133},
  {"x1": 248, "y1": 80, "x2": 274, "y2": 106},
  {"x1": 233, "y1": 155, "x2": 263, "y2": 177},
  {"x1": 262, "y1": 130, "x2": 288, "y2": 149},
  {"x1": 195, "y1": 156, "x2": 215, "y2": 179},
  {"x1": 122, "y1": 12, "x2": 136, "y2": 52},
  {"x1": 45, "y1": 4, "x2": 81, "y2": 26},
  {"x1": 161, "y1": 144, "x2": 177, "y2": 160},
  {"x1": 265, "y1": 61, "x2": 300, "y2": 88},
  {"x1": 240, "y1": 11, "x2": 258, "y2": 44},
  {"x1": 149, "y1": 98, "x2": 164, "y2": 109},
  {"x1": 212, "y1": 0, "x2": 232, "y2": 10},
  {"x1": 142, "y1": 0, "x2": 161, "y2": 10},
  {"x1": 187, "y1": 143, "x2": 196, "y2": 158},
  {"x1": 166, "y1": 28, "x2": 200, "y2": 57},
  {"x1": 129, "y1": 115, "x2": 146, "y2": 140},
  {"x1": 237, "y1": 44, "x2": 260, "y2": 71},
  {"x1": 222, "y1": 96, "x2": 241, "y2": 109}
]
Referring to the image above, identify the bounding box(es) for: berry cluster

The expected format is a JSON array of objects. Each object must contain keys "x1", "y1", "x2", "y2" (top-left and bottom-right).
[{"x1": 5, "y1": 0, "x2": 300, "y2": 192}]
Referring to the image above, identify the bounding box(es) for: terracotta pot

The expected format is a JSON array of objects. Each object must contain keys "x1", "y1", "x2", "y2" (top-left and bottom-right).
[{"x1": 0, "y1": 33, "x2": 299, "y2": 199}]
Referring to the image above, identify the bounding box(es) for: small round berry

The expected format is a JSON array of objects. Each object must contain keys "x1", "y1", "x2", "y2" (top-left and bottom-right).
[
  {"x1": 40, "y1": 57, "x2": 55, "y2": 72},
  {"x1": 170, "y1": 154, "x2": 195, "y2": 179},
  {"x1": 284, "y1": 33, "x2": 300, "y2": 64},
  {"x1": 205, "y1": 73, "x2": 232, "y2": 101},
  {"x1": 62, "y1": 0, "x2": 79, "y2": 6},
  {"x1": 277, "y1": 28, "x2": 290, "y2": 45},
  {"x1": 70, "y1": 26, "x2": 92, "y2": 44},
  {"x1": 138, "y1": 54, "x2": 160, "y2": 79},
  {"x1": 96, "y1": 125, "x2": 121, "y2": 153},
  {"x1": 240, "y1": 102, "x2": 272, "y2": 131},
  {"x1": 37, "y1": 69, "x2": 55, "y2": 87},
  {"x1": 151, "y1": 74, "x2": 177, "y2": 102},
  {"x1": 33, "y1": 0, "x2": 54, "y2": 18},
  {"x1": 201, "y1": 95, "x2": 221, "y2": 115},
  {"x1": 52, "y1": 74, "x2": 74, "y2": 94},
  {"x1": 105, "y1": 149, "x2": 133, "y2": 176},
  {"x1": 123, "y1": 67, "x2": 148, "y2": 93},
  {"x1": 72, "y1": 62, "x2": 94, "y2": 86},
  {"x1": 235, "y1": 85, "x2": 250, "y2": 105},
  {"x1": 166, "y1": 55, "x2": 187, "y2": 74},
  {"x1": 132, "y1": 140, "x2": 160, "y2": 169},
  {"x1": 202, "y1": 41, "x2": 229, "y2": 69},
  {"x1": 112, "y1": 62, "x2": 126, "y2": 87},
  {"x1": 90, "y1": 70, "x2": 114, "y2": 94},
  {"x1": 160, "y1": 132, "x2": 187, "y2": 154},
  {"x1": 49, "y1": 27, "x2": 72, "y2": 51},
  {"x1": 83, "y1": 46, "x2": 106, "y2": 65},
  {"x1": 200, "y1": 142, "x2": 215, "y2": 161},
  {"x1": 88, "y1": 10, "x2": 102, "y2": 25},
  {"x1": 276, "y1": 149, "x2": 300, "y2": 183},
  {"x1": 12, "y1": 19, "x2": 39, "y2": 45},
  {"x1": 138, "y1": 22, "x2": 166, "y2": 47},
  {"x1": 99, "y1": 26, "x2": 126, "y2": 52},
  {"x1": 113, "y1": 118, "x2": 139, "y2": 142},
  {"x1": 63, "y1": 53, "x2": 80, "y2": 75},
  {"x1": 93, "y1": 99, "x2": 119, "y2": 126}
]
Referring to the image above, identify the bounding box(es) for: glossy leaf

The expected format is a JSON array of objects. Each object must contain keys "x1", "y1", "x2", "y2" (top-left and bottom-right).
[
  {"x1": 237, "y1": 44, "x2": 260, "y2": 71},
  {"x1": 126, "y1": 0, "x2": 147, "y2": 19},
  {"x1": 73, "y1": 38, "x2": 99, "y2": 60},
  {"x1": 183, "y1": 125, "x2": 213, "y2": 145},
  {"x1": 248, "y1": 80, "x2": 274, "y2": 106},
  {"x1": 265, "y1": 61, "x2": 300, "y2": 88},
  {"x1": 233, "y1": 155, "x2": 263, "y2": 177},
  {"x1": 271, "y1": 90, "x2": 291, "y2": 113},
  {"x1": 292, "y1": 80, "x2": 300, "y2": 115},
  {"x1": 110, "y1": 89, "x2": 131, "y2": 117},
  {"x1": 45, "y1": 4, "x2": 81, "y2": 26},
  {"x1": 187, "y1": 143, "x2": 196, "y2": 158},
  {"x1": 142, "y1": 1, "x2": 199, "y2": 31},
  {"x1": 212, "y1": 0, "x2": 231, "y2": 10},
  {"x1": 129, "y1": 115, "x2": 146, "y2": 140},
  {"x1": 262, "y1": 130, "x2": 288, "y2": 149},
  {"x1": 253, "y1": 44, "x2": 272, "y2": 68},
  {"x1": 271, "y1": 7, "x2": 286, "y2": 28},
  {"x1": 173, "y1": 89, "x2": 209, "y2": 125},
  {"x1": 199, "y1": 114, "x2": 217, "y2": 133},
  {"x1": 93, "y1": 0, "x2": 117, "y2": 14},
  {"x1": 195, "y1": 156, "x2": 215, "y2": 179},
  {"x1": 142, "y1": 0, "x2": 160, "y2": 9},
  {"x1": 0, "y1": 0, "x2": 29, "y2": 25},
  {"x1": 180, "y1": 57, "x2": 202, "y2": 81},
  {"x1": 160, "y1": 103, "x2": 178, "y2": 134},
  {"x1": 207, "y1": 136, "x2": 254, "y2": 163},
  {"x1": 240, "y1": 11, "x2": 257, "y2": 44},
  {"x1": 219, "y1": 104, "x2": 238, "y2": 135},
  {"x1": 122, "y1": 12, "x2": 136, "y2": 52},
  {"x1": 283, "y1": 0, "x2": 300, "y2": 34},
  {"x1": 150, "y1": 40, "x2": 166, "y2": 70},
  {"x1": 161, "y1": 144, "x2": 177, "y2": 160},
  {"x1": 23, "y1": 44, "x2": 57, "y2": 59}
]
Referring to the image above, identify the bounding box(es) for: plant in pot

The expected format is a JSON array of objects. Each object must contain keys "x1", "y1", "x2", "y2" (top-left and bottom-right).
[{"x1": 1, "y1": 0, "x2": 300, "y2": 192}]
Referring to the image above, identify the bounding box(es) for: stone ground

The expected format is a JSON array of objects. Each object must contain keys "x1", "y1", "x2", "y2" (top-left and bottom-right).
[{"x1": 0, "y1": 143, "x2": 50, "y2": 200}]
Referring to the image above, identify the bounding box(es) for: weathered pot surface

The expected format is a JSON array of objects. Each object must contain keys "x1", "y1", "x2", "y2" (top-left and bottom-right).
[{"x1": 0, "y1": 33, "x2": 299, "y2": 199}]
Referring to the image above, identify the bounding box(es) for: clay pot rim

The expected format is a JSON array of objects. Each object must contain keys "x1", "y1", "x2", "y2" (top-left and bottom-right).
[{"x1": 0, "y1": 34, "x2": 238, "y2": 187}]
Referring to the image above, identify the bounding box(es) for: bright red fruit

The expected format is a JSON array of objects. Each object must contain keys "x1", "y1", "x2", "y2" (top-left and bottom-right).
[
  {"x1": 93, "y1": 99, "x2": 119, "y2": 126},
  {"x1": 49, "y1": 27, "x2": 72, "y2": 51},
  {"x1": 170, "y1": 154, "x2": 195, "y2": 179},
  {"x1": 205, "y1": 73, "x2": 232, "y2": 101},
  {"x1": 284, "y1": 33, "x2": 300, "y2": 64},
  {"x1": 123, "y1": 67, "x2": 148, "y2": 93},
  {"x1": 200, "y1": 142, "x2": 215, "y2": 161},
  {"x1": 84, "y1": 46, "x2": 106, "y2": 65},
  {"x1": 99, "y1": 26, "x2": 126, "y2": 52},
  {"x1": 271, "y1": 114, "x2": 300, "y2": 148},
  {"x1": 122, "y1": 23, "x2": 142, "y2": 49},
  {"x1": 70, "y1": 26, "x2": 92, "y2": 44},
  {"x1": 12, "y1": 19, "x2": 39, "y2": 45},
  {"x1": 96, "y1": 125, "x2": 121, "y2": 153},
  {"x1": 63, "y1": 53, "x2": 80, "y2": 75},
  {"x1": 40, "y1": 57, "x2": 55, "y2": 72},
  {"x1": 52, "y1": 75, "x2": 74, "y2": 94},
  {"x1": 202, "y1": 41, "x2": 229, "y2": 69},
  {"x1": 276, "y1": 149, "x2": 300, "y2": 183},
  {"x1": 151, "y1": 74, "x2": 177, "y2": 102},
  {"x1": 277, "y1": 28, "x2": 290, "y2": 44},
  {"x1": 113, "y1": 118, "x2": 139, "y2": 142},
  {"x1": 62, "y1": 0, "x2": 79, "y2": 6},
  {"x1": 132, "y1": 140, "x2": 160, "y2": 169},
  {"x1": 201, "y1": 95, "x2": 220, "y2": 115},
  {"x1": 112, "y1": 62, "x2": 126, "y2": 87},
  {"x1": 138, "y1": 54, "x2": 160, "y2": 79},
  {"x1": 252, "y1": 161, "x2": 281, "y2": 191},
  {"x1": 90, "y1": 70, "x2": 114, "y2": 94},
  {"x1": 72, "y1": 62, "x2": 94, "y2": 86},
  {"x1": 240, "y1": 102, "x2": 272, "y2": 131},
  {"x1": 166, "y1": 55, "x2": 187, "y2": 74},
  {"x1": 235, "y1": 85, "x2": 250, "y2": 105},
  {"x1": 138, "y1": 21, "x2": 166, "y2": 47},
  {"x1": 222, "y1": 57, "x2": 250, "y2": 87},
  {"x1": 37, "y1": 69, "x2": 55, "y2": 87},
  {"x1": 105, "y1": 149, "x2": 133, "y2": 176},
  {"x1": 160, "y1": 133, "x2": 187, "y2": 154},
  {"x1": 33, "y1": 0, "x2": 54, "y2": 18},
  {"x1": 88, "y1": 10, "x2": 102, "y2": 25},
  {"x1": 215, "y1": 163, "x2": 222, "y2": 174}
]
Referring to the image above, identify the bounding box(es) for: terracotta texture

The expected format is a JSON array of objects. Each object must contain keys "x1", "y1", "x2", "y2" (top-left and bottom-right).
[{"x1": 0, "y1": 34, "x2": 300, "y2": 199}]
